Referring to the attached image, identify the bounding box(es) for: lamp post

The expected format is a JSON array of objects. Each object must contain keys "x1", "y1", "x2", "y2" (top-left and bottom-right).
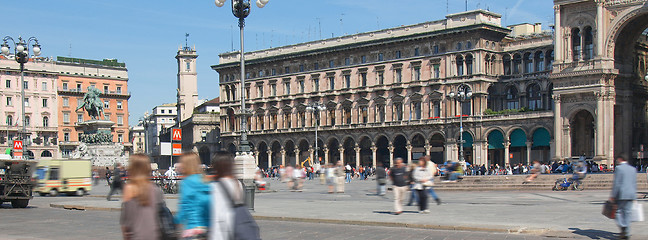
[
  {"x1": 215, "y1": 0, "x2": 269, "y2": 211},
  {"x1": 139, "y1": 112, "x2": 150, "y2": 154},
  {"x1": 2, "y1": 36, "x2": 41, "y2": 159},
  {"x1": 447, "y1": 85, "x2": 472, "y2": 164},
  {"x1": 306, "y1": 103, "x2": 326, "y2": 165}
]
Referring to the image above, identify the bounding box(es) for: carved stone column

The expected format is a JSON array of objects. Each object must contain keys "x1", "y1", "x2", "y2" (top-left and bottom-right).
[
  {"x1": 323, "y1": 147, "x2": 330, "y2": 165},
  {"x1": 280, "y1": 148, "x2": 286, "y2": 167},
  {"x1": 424, "y1": 144, "x2": 432, "y2": 156},
  {"x1": 371, "y1": 145, "x2": 377, "y2": 167},
  {"x1": 354, "y1": 145, "x2": 361, "y2": 168},
  {"x1": 339, "y1": 147, "x2": 345, "y2": 165},
  {"x1": 254, "y1": 151, "x2": 259, "y2": 166},
  {"x1": 406, "y1": 144, "x2": 413, "y2": 163},
  {"x1": 267, "y1": 150, "x2": 273, "y2": 168},
  {"x1": 553, "y1": 95, "x2": 562, "y2": 161},
  {"x1": 388, "y1": 145, "x2": 395, "y2": 167},
  {"x1": 294, "y1": 149, "x2": 300, "y2": 166},
  {"x1": 308, "y1": 147, "x2": 315, "y2": 164},
  {"x1": 504, "y1": 142, "x2": 511, "y2": 166},
  {"x1": 526, "y1": 141, "x2": 533, "y2": 165}
]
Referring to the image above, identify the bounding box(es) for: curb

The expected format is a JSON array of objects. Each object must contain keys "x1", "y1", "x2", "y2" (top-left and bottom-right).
[{"x1": 50, "y1": 203, "x2": 122, "y2": 212}]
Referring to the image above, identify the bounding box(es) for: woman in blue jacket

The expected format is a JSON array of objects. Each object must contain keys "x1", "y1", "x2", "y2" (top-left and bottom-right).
[{"x1": 175, "y1": 152, "x2": 211, "y2": 239}]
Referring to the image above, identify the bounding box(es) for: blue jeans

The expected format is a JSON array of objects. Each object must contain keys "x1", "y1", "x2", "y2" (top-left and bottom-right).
[
  {"x1": 407, "y1": 184, "x2": 417, "y2": 205},
  {"x1": 345, "y1": 173, "x2": 351, "y2": 183},
  {"x1": 616, "y1": 200, "x2": 633, "y2": 234},
  {"x1": 427, "y1": 186, "x2": 439, "y2": 200}
]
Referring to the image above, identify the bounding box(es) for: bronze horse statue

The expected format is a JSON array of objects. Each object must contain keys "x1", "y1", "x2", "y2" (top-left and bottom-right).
[{"x1": 76, "y1": 87, "x2": 105, "y2": 120}]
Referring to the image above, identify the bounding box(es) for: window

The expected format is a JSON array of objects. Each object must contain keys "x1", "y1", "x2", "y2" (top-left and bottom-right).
[
  {"x1": 5, "y1": 80, "x2": 10, "y2": 88},
  {"x1": 313, "y1": 78, "x2": 320, "y2": 92},
  {"x1": 345, "y1": 58, "x2": 351, "y2": 65},
  {"x1": 271, "y1": 84, "x2": 277, "y2": 96},
  {"x1": 76, "y1": 83, "x2": 81, "y2": 91},
  {"x1": 534, "y1": 51, "x2": 545, "y2": 72},
  {"x1": 394, "y1": 103, "x2": 403, "y2": 121},
  {"x1": 24, "y1": 116, "x2": 29, "y2": 126},
  {"x1": 412, "y1": 102, "x2": 422, "y2": 120},
  {"x1": 299, "y1": 80, "x2": 305, "y2": 93},
  {"x1": 466, "y1": 41, "x2": 472, "y2": 49},
  {"x1": 503, "y1": 55, "x2": 512, "y2": 75},
  {"x1": 329, "y1": 60, "x2": 335, "y2": 68},
  {"x1": 77, "y1": 114, "x2": 83, "y2": 123},
  {"x1": 466, "y1": 55, "x2": 473, "y2": 75},
  {"x1": 117, "y1": 101, "x2": 123, "y2": 109},
  {"x1": 344, "y1": 108, "x2": 351, "y2": 124},
  {"x1": 283, "y1": 113, "x2": 291, "y2": 128},
  {"x1": 284, "y1": 82, "x2": 291, "y2": 95},
  {"x1": 395, "y1": 51, "x2": 401, "y2": 59},
  {"x1": 433, "y1": 101, "x2": 441, "y2": 118},
  {"x1": 329, "y1": 76, "x2": 335, "y2": 90},
  {"x1": 271, "y1": 69, "x2": 277, "y2": 76},
  {"x1": 513, "y1": 54, "x2": 522, "y2": 74},
  {"x1": 414, "y1": 48, "x2": 420, "y2": 56},
  {"x1": 433, "y1": 64, "x2": 440, "y2": 79},
  {"x1": 49, "y1": 168, "x2": 60, "y2": 180},
  {"x1": 104, "y1": 85, "x2": 109, "y2": 93},
  {"x1": 377, "y1": 105, "x2": 385, "y2": 122},
  {"x1": 361, "y1": 55, "x2": 367, "y2": 63},
  {"x1": 23, "y1": 80, "x2": 28, "y2": 90},
  {"x1": 257, "y1": 86, "x2": 264, "y2": 98},
  {"x1": 378, "y1": 53, "x2": 384, "y2": 61},
  {"x1": 413, "y1": 67, "x2": 421, "y2": 81},
  {"x1": 314, "y1": 63, "x2": 319, "y2": 70},
  {"x1": 6, "y1": 97, "x2": 11, "y2": 106},
  {"x1": 299, "y1": 112, "x2": 306, "y2": 127},
  {"x1": 186, "y1": 62, "x2": 191, "y2": 71},
  {"x1": 395, "y1": 68, "x2": 402, "y2": 83},
  {"x1": 546, "y1": 50, "x2": 554, "y2": 70},
  {"x1": 329, "y1": 109, "x2": 336, "y2": 126},
  {"x1": 118, "y1": 115, "x2": 123, "y2": 125},
  {"x1": 344, "y1": 75, "x2": 351, "y2": 88},
  {"x1": 258, "y1": 70, "x2": 265, "y2": 77},
  {"x1": 506, "y1": 87, "x2": 519, "y2": 110},
  {"x1": 62, "y1": 82, "x2": 68, "y2": 90},
  {"x1": 524, "y1": 53, "x2": 533, "y2": 73},
  {"x1": 258, "y1": 115, "x2": 265, "y2": 130},
  {"x1": 361, "y1": 106, "x2": 368, "y2": 123},
  {"x1": 63, "y1": 98, "x2": 69, "y2": 107},
  {"x1": 161, "y1": 110, "x2": 165, "y2": 114},
  {"x1": 245, "y1": 87, "x2": 250, "y2": 99},
  {"x1": 584, "y1": 26, "x2": 594, "y2": 60},
  {"x1": 104, "y1": 113, "x2": 111, "y2": 121},
  {"x1": 284, "y1": 67, "x2": 290, "y2": 74},
  {"x1": 377, "y1": 71, "x2": 384, "y2": 85},
  {"x1": 456, "y1": 56, "x2": 464, "y2": 76},
  {"x1": 299, "y1": 64, "x2": 304, "y2": 72},
  {"x1": 104, "y1": 100, "x2": 109, "y2": 109},
  {"x1": 116, "y1": 86, "x2": 122, "y2": 93},
  {"x1": 456, "y1": 42, "x2": 462, "y2": 51},
  {"x1": 360, "y1": 72, "x2": 367, "y2": 87},
  {"x1": 64, "y1": 133, "x2": 70, "y2": 142},
  {"x1": 6, "y1": 115, "x2": 12, "y2": 126},
  {"x1": 572, "y1": 28, "x2": 581, "y2": 61},
  {"x1": 42, "y1": 116, "x2": 49, "y2": 127},
  {"x1": 118, "y1": 134, "x2": 123, "y2": 143},
  {"x1": 42, "y1": 98, "x2": 48, "y2": 108},
  {"x1": 63, "y1": 113, "x2": 70, "y2": 123},
  {"x1": 527, "y1": 84, "x2": 542, "y2": 110},
  {"x1": 433, "y1": 45, "x2": 439, "y2": 54},
  {"x1": 270, "y1": 113, "x2": 278, "y2": 129}
]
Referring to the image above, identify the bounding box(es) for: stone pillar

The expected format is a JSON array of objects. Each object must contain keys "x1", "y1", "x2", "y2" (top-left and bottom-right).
[
  {"x1": 595, "y1": 93, "x2": 605, "y2": 157},
  {"x1": 445, "y1": 141, "x2": 456, "y2": 162},
  {"x1": 473, "y1": 140, "x2": 487, "y2": 166},
  {"x1": 254, "y1": 151, "x2": 259, "y2": 166},
  {"x1": 354, "y1": 145, "x2": 361, "y2": 168},
  {"x1": 339, "y1": 147, "x2": 345, "y2": 165},
  {"x1": 267, "y1": 150, "x2": 273, "y2": 168},
  {"x1": 280, "y1": 148, "x2": 286, "y2": 167},
  {"x1": 294, "y1": 149, "x2": 301, "y2": 166},
  {"x1": 323, "y1": 147, "x2": 330, "y2": 165},
  {"x1": 309, "y1": 147, "x2": 315, "y2": 164},
  {"x1": 553, "y1": 95, "x2": 562, "y2": 161},
  {"x1": 504, "y1": 142, "x2": 511, "y2": 166},
  {"x1": 424, "y1": 144, "x2": 431, "y2": 156},
  {"x1": 526, "y1": 142, "x2": 533, "y2": 165},
  {"x1": 595, "y1": 1, "x2": 604, "y2": 57},
  {"x1": 388, "y1": 145, "x2": 395, "y2": 167},
  {"x1": 605, "y1": 94, "x2": 615, "y2": 165},
  {"x1": 554, "y1": 5, "x2": 562, "y2": 61},
  {"x1": 406, "y1": 144, "x2": 413, "y2": 163},
  {"x1": 371, "y1": 145, "x2": 377, "y2": 167}
]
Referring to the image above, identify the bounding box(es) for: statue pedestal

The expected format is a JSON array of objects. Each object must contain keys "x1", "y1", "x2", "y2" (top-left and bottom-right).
[
  {"x1": 72, "y1": 120, "x2": 128, "y2": 167},
  {"x1": 77, "y1": 120, "x2": 114, "y2": 135}
]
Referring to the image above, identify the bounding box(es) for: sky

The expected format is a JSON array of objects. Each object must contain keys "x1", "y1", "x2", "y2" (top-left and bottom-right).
[{"x1": 1, "y1": 0, "x2": 553, "y2": 126}]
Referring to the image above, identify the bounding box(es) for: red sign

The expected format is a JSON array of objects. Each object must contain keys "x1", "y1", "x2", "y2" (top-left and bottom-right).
[
  {"x1": 13, "y1": 151, "x2": 22, "y2": 158},
  {"x1": 172, "y1": 143, "x2": 182, "y2": 156},
  {"x1": 13, "y1": 140, "x2": 23, "y2": 151},
  {"x1": 172, "y1": 128, "x2": 182, "y2": 141}
]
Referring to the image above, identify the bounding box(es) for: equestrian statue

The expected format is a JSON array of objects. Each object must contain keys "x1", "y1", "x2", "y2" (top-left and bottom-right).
[{"x1": 76, "y1": 86, "x2": 105, "y2": 120}]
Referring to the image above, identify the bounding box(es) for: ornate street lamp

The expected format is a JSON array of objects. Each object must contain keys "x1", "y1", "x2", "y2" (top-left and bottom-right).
[
  {"x1": 215, "y1": 0, "x2": 269, "y2": 211},
  {"x1": 2, "y1": 36, "x2": 41, "y2": 159},
  {"x1": 447, "y1": 84, "x2": 472, "y2": 164},
  {"x1": 306, "y1": 103, "x2": 326, "y2": 166}
]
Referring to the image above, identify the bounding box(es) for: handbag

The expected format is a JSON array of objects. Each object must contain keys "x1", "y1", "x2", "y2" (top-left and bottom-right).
[
  {"x1": 632, "y1": 201, "x2": 645, "y2": 222},
  {"x1": 157, "y1": 189, "x2": 178, "y2": 240},
  {"x1": 602, "y1": 200, "x2": 617, "y2": 219}
]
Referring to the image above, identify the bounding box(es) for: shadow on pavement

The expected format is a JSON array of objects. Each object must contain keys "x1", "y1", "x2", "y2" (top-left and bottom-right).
[
  {"x1": 373, "y1": 210, "x2": 420, "y2": 215},
  {"x1": 568, "y1": 228, "x2": 617, "y2": 240}
]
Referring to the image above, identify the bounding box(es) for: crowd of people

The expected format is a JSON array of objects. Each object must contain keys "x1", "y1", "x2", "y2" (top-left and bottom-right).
[{"x1": 119, "y1": 151, "x2": 261, "y2": 240}]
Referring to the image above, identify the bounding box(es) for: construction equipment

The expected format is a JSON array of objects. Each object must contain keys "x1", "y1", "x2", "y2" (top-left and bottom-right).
[{"x1": 0, "y1": 154, "x2": 37, "y2": 208}]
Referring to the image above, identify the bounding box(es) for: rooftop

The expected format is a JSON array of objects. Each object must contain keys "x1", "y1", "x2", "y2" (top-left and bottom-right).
[{"x1": 56, "y1": 56, "x2": 126, "y2": 68}]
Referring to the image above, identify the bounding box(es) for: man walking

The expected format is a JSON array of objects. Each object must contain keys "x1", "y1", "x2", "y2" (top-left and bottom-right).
[
  {"x1": 375, "y1": 162, "x2": 387, "y2": 196},
  {"x1": 389, "y1": 158, "x2": 408, "y2": 215},
  {"x1": 610, "y1": 155, "x2": 637, "y2": 239},
  {"x1": 335, "y1": 161, "x2": 345, "y2": 193},
  {"x1": 107, "y1": 163, "x2": 123, "y2": 201}
]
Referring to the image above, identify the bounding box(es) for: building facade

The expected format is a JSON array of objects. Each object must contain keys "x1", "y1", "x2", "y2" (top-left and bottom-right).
[
  {"x1": 56, "y1": 57, "x2": 131, "y2": 157},
  {"x1": 144, "y1": 103, "x2": 177, "y2": 163},
  {"x1": 0, "y1": 57, "x2": 58, "y2": 158},
  {"x1": 130, "y1": 124, "x2": 145, "y2": 153},
  {"x1": 214, "y1": 10, "x2": 555, "y2": 169}
]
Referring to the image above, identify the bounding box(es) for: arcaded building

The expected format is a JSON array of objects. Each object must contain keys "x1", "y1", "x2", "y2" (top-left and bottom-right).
[{"x1": 216, "y1": 1, "x2": 648, "y2": 169}]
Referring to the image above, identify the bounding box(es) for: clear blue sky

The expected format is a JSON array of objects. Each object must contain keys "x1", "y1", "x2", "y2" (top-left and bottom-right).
[{"x1": 1, "y1": 0, "x2": 553, "y2": 126}]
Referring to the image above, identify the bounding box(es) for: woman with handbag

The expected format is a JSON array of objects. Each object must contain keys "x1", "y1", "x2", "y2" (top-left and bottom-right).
[
  {"x1": 120, "y1": 154, "x2": 163, "y2": 240},
  {"x1": 175, "y1": 152, "x2": 211, "y2": 240},
  {"x1": 413, "y1": 159, "x2": 433, "y2": 213}
]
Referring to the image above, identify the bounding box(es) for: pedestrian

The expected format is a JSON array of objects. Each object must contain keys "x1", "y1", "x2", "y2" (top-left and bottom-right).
[
  {"x1": 424, "y1": 156, "x2": 441, "y2": 205},
  {"x1": 285, "y1": 164, "x2": 294, "y2": 189},
  {"x1": 107, "y1": 163, "x2": 124, "y2": 201},
  {"x1": 336, "y1": 161, "x2": 345, "y2": 193},
  {"x1": 345, "y1": 164, "x2": 352, "y2": 183},
  {"x1": 609, "y1": 155, "x2": 637, "y2": 239},
  {"x1": 406, "y1": 162, "x2": 418, "y2": 206},
  {"x1": 389, "y1": 159, "x2": 407, "y2": 215},
  {"x1": 375, "y1": 162, "x2": 387, "y2": 196},
  {"x1": 175, "y1": 152, "x2": 210, "y2": 239},
  {"x1": 105, "y1": 167, "x2": 111, "y2": 185},
  {"x1": 120, "y1": 154, "x2": 162, "y2": 240},
  {"x1": 326, "y1": 163, "x2": 336, "y2": 193},
  {"x1": 413, "y1": 159, "x2": 432, "y2": 213},
  {"x1": 92, "y1": 169, "x2": 99, "y2": 186},
  {"x1": 523, "y1": 160, "x2": 541, "y2": 183}
]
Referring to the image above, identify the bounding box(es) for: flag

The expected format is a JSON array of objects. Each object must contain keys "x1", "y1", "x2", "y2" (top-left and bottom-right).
[{"x1": 14, "y1": 116, "x2": 19, "y2": 126}]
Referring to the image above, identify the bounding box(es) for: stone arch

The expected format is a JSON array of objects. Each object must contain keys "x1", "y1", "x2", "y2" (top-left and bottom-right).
[
  {"x1": 327, "y1": 138, "x2": 341, "y2": 164},
  {"x1": 257, "y1": 141, "x2": 269, "y2": 169},
  {"x1": 284, "y1": 140, "x2": 297, "y2": 167},
  {"x1": 487, "y1": 129, "x2": 505, "y2": 167},
  {"x1": 429, "y1": 133, "x2": 446, "y2": 164},
  {"x1": 40, "y1": 150, "x2": 53, "y2": 158},
  {"x1": 531, "y1": 127, "x2": 552, "y2": 163},
  {"x1": 393, "y1": 134, "x2": 408, "y2": 163},
  {"x1": 375, "y1": 135, "x2": 390, "y2": 167},
  {"x1": 297, "y1": 139, "x2": 311, "y2": 166},
  {"x1": 342, "y1": 137, "x2": 357, "y2": 167},
  {"x1": 411, "y1": 133, "x2": 426, "y2": 161},
  {"x1": 570, "y1": 110, "x2": 595, "y2": 158},
  {"x1": 606, "y1": 5, "x2": 648, "y2": 60},
  {"x1": 358, "y1": 136, "x2": 373, "y2": 167},
  {"x1": 227, "y1": 143, "x2": 237, "y2": 155},
  {"x1": 270, "y1": 141, "x2": 282, "y2": 167},
  {"x1": 508, "y1": 128, "x2": 528, "y2": 165}
]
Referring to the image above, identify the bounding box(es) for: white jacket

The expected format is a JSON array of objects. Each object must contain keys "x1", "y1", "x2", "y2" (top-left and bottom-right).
[{"x1": 209, "y1": 178, "x2": 243, "y2": 240}]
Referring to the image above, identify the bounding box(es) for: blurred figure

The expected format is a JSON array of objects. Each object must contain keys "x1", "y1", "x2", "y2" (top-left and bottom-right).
[
  {"x1": 92, "y1": 169, "x2": 99, "y2": 186},
  {"x1": 406, "y1": 162, "x2": 418, "y2": 206},
  {"x1": 610, "y1": 155, "x2": 637, "y2": 239},
  {"x1": 175, "y1": 152, "x2": 210, "y2": 239},
  {"x1": 375, "y1": 162, "x2": 387, "y2": 196},
  {"x1": 389, "y1": 159, "x2": 407, "y2": 215},
  {"x1": 413, "y1": 159, "x2": 432, "y2": 213},
  {"x1": 107, "y1": 163, "x2": 124, "y2": 201},
  {"x1": 424, "y1": 156, "x2": 441, "y2": 205},
  {"x1": 326, "y1": 163, "x2": 336, "y2": 193},
  {"x1": 335, "y1": 161, "x2": 345, "y2": 193},
  {"x1": 345, "y1": 163, "x2": 352, "y2": 183},
  {"x1": 120, "y1": 154, "x2": 162, "y2": 240},
  {"x1": 524, "y1": 160, "x2": 541, "y2": 183},
  {"x1": 285, "y1": 164, "x2": 294, "y2": 189}
]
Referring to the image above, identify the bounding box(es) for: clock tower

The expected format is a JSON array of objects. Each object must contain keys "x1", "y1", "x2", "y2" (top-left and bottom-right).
[{"x1": 176, "y1": 44, "x2": 199, "y2": 123}]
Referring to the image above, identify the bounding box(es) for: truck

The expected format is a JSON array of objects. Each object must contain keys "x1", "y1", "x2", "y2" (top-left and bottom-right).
[
  {"x1": 0, "y1": 154, "x2": 37, "y2": 208},
  {"x1": 34, "y1": 159, "x2": 92, "y2": 197}
]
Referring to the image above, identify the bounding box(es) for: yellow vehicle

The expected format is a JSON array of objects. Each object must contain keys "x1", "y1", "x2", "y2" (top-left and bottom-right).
[{"x1": 34, "y1": 159, "x2": 92, "y2": 196}]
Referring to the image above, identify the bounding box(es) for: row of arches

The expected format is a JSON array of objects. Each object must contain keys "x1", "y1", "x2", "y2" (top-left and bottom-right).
[
  {"x1": 502, "y1": 50, "x2": 554, "y2": 75},
  {"x1": 487, "y1": 82, "x2": 553, "y2": 111}
]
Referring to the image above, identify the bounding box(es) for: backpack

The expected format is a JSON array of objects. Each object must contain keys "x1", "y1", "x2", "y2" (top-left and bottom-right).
[
  {"x1": 157, "y1": 188, "x2": 178, "y2": 240},
  {"x1": 217, "y1": 181, "x2": 261, "y2": 240}
]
